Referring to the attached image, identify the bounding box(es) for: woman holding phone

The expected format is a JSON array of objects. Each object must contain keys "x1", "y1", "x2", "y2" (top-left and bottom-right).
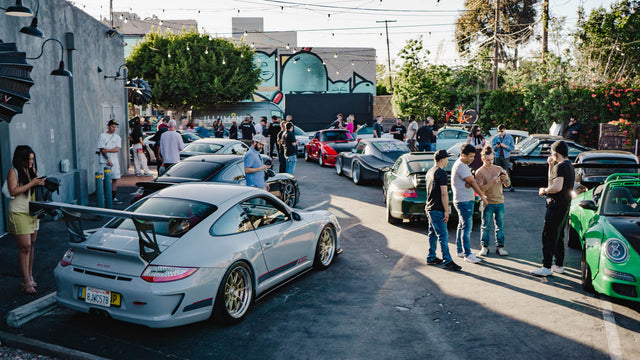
[{"x1": 6, "y1": 145, "x2": 45, "y2": 294}]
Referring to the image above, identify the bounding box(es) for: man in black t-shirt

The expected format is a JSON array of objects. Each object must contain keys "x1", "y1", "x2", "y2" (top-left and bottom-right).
[
  {"x1": 240, "y1": 116, "x2": 256, "y2": 146},
  {"x1": 389, "y1": 119, "x2": 407, "y2": 142},
  {"x1": 269, "y1": 115, "x2": 281, "y2": 158},
  {"x1": 427, "y1": 117, "x2": 439, "y2": 151},
  {"x1": 373, "y1": 115, "x2": 384, "y2": 138},
  {"x1": 531, "y1": 140, "x2": 575, "y2": 277},
  {"x1": 416, "y1": 122, "x2": 434, "y2": 151},
  {"x1": 426, "y1": 150, "x2": 461, "y2": 271}
]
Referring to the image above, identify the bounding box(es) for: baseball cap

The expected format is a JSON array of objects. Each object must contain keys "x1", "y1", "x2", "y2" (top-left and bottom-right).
[
  {"x1": 551, "y1": 140, "x2": 568, "y2": 157},
  {"x1": 253, "y1": 134, "x2": 267, "y2": 144},
  {"x1": 108, "y1": 119, "x2": 119, "y2": 126},
  {"x1": 434, "y1": 149, "x2": 449, "y2": 161}
]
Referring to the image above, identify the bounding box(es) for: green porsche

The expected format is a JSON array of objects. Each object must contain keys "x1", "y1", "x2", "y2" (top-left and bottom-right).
[{"x1": 569, "y1": 173, "x2": 640, "y2": 302}]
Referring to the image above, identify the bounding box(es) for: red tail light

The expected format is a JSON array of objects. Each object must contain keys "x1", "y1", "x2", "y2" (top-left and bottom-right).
[
  {"x1": 394, "y1": 189, "x2": 417, "y2": 198},
  {"x1": 60, "y1": 249, "x2": 74, "y2": 267},
  {"x1": 141, "y1": 265, "x2": 198, "y2": 282}
]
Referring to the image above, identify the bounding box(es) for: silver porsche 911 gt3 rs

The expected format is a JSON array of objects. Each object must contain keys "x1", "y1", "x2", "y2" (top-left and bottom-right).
[{"x1": 33, "y1": 183, "x2": 341, "y2": 328}]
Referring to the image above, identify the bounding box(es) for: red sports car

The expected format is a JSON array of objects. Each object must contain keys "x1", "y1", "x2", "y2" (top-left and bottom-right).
[{"x1": 304, "y1": 129, "x2": 357, "y2": 167}]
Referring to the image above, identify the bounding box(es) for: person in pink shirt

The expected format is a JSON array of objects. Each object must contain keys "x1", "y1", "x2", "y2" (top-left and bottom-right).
[{"x1": 346, "y1": 114, "x2": 355, "y2": 133}]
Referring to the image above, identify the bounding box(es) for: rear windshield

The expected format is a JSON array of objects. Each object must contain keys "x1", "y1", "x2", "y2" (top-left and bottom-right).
[
  {"x1": 583, "y1": 159, "x2": 639, "y2": 177},
  {"x1": 321, "y1": 131, "x2": 354, "y2": 142},
  {"x1": 160, "y1": 161, "x2": 224, "y2": 180},
  {"x1": 373, "y1": 141, "x2": 410, "y2": 153},
  {"x1": 106, "y1": 198, "x2": 217, "y2": 237},
  {"x1": 183, "y1": 143, "x2": 224, "y2": 154}
]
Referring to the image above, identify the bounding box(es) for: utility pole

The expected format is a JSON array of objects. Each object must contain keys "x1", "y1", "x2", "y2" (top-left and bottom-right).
[
  {"x1": 492, "y1": 0, "x2": 500, "y2": 90},
  {"x1": 377, "y1": 20, "x2": 396, "y2": 93},
  {"x1": 542, "y1": 0, "x2": 549, "y2": 63},
  {"x1": 109, "y1": 0, "x2": 113, "y2": 28}
]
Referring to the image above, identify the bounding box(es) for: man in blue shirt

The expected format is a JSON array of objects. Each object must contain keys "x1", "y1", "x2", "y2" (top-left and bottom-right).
[
  {"x1": 244, "y1": 134, "x2": 270, "y2": 190},
  {"x1": 491, "y1": 124, "x2": 515, "y2": 191}
]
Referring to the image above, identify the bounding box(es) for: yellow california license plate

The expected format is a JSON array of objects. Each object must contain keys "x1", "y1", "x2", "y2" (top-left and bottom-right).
[{"x1": 79, "y1": 286, "x2": 121, "y2": 307}]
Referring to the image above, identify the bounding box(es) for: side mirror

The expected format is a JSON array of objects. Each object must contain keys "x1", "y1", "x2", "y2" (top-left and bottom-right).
[
  {"x1": 291, "y1": 212, "x2": 301, "y2": 221},
  {"x1": 265, "y1": 169, "x2": 276, "y2": 178},
  {"x1": 578, "y1": 200, "x2": 597, "y2": 211}
]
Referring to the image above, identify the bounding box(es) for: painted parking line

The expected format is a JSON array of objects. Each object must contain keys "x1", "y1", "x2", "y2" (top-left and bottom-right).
[
  {"x1": 600, "y1": 299, "x2": 623, "y2": 360},
  {"x1": 303, "y1": 200, "x2": 330, "y2": 211}
]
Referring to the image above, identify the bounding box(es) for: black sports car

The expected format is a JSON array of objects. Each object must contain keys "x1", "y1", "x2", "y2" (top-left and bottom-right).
[
  {"x1": 335, "y1": 138, "x2": 410, "y2": 185},
  {"x1": 573, "y1": 150, "x2": 640, "y2": 188},
  {"x1": 509, "y1": 138, "x2": 591, "y2": 184},
  {"x1": 133, "y1": 154, "x2": 300, "y2": 206}
]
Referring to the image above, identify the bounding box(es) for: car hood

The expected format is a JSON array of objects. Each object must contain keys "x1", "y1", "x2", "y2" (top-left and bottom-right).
[
  {"x1": 606, "y1": 217, "x2": 640, "y2": 256},
  {"x1": 325, "y1": 141, "x2": 356, "y2": 153}
]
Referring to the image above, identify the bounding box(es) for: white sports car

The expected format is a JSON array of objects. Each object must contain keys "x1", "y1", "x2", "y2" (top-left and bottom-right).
[{"x1": 31, "y1": 183, "x2": 341, "y2": 328}]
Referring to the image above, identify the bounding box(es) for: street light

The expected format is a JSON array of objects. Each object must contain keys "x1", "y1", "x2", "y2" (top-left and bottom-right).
[
  {"x1": 4, "y1": 0, "x2": 33, "y2": 16},
  {"x1": 26, "y1": 38, "x2": 72, "y2": 77},
  {"x1": 19, "y1": 0, "x2": 43, "y2": 38}
]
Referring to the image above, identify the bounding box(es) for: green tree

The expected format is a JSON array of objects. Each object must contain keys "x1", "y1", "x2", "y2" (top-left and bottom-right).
[
  {"x1": 574, "y1": 0, "x2": 640, "y2": 81},
  {"x1": 127, "y1": 30, "x2": 261, "y2": 113}
]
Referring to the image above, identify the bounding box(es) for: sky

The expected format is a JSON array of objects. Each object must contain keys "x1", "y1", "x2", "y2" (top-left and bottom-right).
[{"x1": 70, "y1": 0, "x2": 617, "y2": 66}]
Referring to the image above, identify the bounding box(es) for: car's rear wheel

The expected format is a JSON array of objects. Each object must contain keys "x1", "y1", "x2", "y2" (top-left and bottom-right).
[
  {"x1": 313, "y1": 226, "x2": 336, "y2": 270},
  {"x1": 304, "y1": 148, "x2": 311, "y2": 162},
  {"x1": 336, "y1": 158, "x2": 343, "y2": 176},
  {"x1": 568, "y1": 222, "x2": 581, "y2": 249},
  {"x1": 387, "y1": 203, "x2": 401, "y2": 225},
  {"x1": 214, "y1": 262, "x2": 254, "y2": 324},
  {"x1": 581, "y1": 248, "x2": 595, "y2": 293},
  {"x1": 281, "y1": 180, "x2": 298, "y2": 207},
  {"x1": 318, "y1": 151, "x2": 324, "y2": 167},
  {"x1": 352, "y1": 162, "x2": 362, "y2": 185}
]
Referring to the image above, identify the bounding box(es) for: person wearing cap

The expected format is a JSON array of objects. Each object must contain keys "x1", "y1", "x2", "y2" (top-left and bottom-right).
[
  {"x1": 475, "y1": 145, "x2": 511, "y2": 257},
  {"x1": 244, "y1": 134, "x2": 270, "y2": 190},
  {"x1": 98, "y1": 119, "x2": 122, "y2": 204},
  {"x1": 426, "y1": 149, "x2": 461, "y2": 271},
  {"x1": 531, "y1": 140, "x2": 575, "y2": 277}
]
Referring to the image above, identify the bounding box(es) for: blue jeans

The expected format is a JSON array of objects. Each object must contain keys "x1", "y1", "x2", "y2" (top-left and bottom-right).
[
  {"x1": 430, "y1": 143, "x2": 437, "y2": 151},
  {"x1": 480, "y1": 203, "x2": 505, "y2": 247},
  {"x1": 427, "y1": 211, "x2": 452, "y2": 263},
  {"x1": 454, "y1": 201, "x2": 474, "y2": 256},
  {"x1": 286, "y1": 155, "x2": 297, "y2": 174},
  {"x1": 418, "y1": 142, "x2": 431, "y2": 151}
]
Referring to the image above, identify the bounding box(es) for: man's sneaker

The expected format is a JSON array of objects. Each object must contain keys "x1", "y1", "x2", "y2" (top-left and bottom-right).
[
  {"x1": 496, "y1": 247, "x2": 509, "y2": 256},
  {"x1": 112, "y1": 197, "x2": 123, "y2": 205},
  {"x1": 443, "y1": 261, "x2": 462, "y2": 271},
  {"x1": 456, "y1": 252, "x2": 465, "y2": 258},
  {"x1": 531, "y1": 267, "x2": 552, "y2": 277},
  {"x1": 464, "y1": 253, "x2": 481, "y2": 263},
  {"x1": 551, "y1": 265, "x2": 564, "y2": 274},
  {"x1": 427, "y1": 258, "x2": 444, "y2": 266},
  {"x1": 478, "y1": 246, "x2": 489, "y2": 256}
]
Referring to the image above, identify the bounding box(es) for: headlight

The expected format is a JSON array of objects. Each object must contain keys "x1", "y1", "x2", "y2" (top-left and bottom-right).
[{"x1": 603, "y1": 238, "x2": 629, "y2": 263}]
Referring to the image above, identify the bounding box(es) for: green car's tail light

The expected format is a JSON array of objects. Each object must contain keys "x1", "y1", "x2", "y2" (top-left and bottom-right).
[
  {"x1": 603, "y1": 268, "x2": 636, "y2": 282},
  {"x1": 603, "y1": 238, "x2": 629, "y2": 263},
  {"x1": 141, "y1": 265, "x2": 198, "y2": 282}
]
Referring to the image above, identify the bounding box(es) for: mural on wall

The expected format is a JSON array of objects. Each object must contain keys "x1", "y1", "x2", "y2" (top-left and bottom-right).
[{"x1": 253, "y1": 48, "x2": 375, "y2": 110}]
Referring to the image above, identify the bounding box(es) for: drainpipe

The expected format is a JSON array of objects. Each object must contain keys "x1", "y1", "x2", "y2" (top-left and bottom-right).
[{"x1": 65, "y1": 32, "x2": 78, "y2": 169}]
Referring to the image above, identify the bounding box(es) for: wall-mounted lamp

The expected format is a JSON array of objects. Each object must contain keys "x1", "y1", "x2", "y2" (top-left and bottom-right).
[
  {"x1": 19, "y1": 0, "x2": 43, "y2": 38},
  {"x1": 106, "y1": 29, "x2": 118, "y2": 38},
  {"x1": 104, "y1": 63, "x2": 128, "y2": 80},
  {"x1": 26, "y1": 38, "x2": 72, "y2": 77},
  {"x1": 97, "y1": 66, "x2": 103, "y2": 73},
  {"x1": 5, "y1": 0, "x2": 33, "y2": 16}
]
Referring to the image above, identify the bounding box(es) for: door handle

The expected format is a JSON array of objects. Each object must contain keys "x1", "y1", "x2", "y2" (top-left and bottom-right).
[{"x1": 263, "y1": 242, "x2": 274, "y2": 249}]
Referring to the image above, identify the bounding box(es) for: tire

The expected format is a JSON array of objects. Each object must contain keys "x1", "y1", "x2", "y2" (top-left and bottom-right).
[
  {"x1": 313, "y1": 226, "x2": 336, "y2": 270},
  {"x1": 387, "y1": 203, "x2": 401, "y2": 225},
  {"x1": 318, "y1": 151, "x2": 324, "y2": 167},
  {"x1": 352, "y1": 162, "x2": 362, "y2": 185},
  {"x1": 336, "y1": 157, "x2": 343, "y2": 176},
  {"x1": 568, "y1": 222, "x2": 581, "y2": 250},
  {"x1": 304, "y1": 148, "x2": 311, "y2": 162},
  {"x1": 581, "y1": 248, "x2": 595, "y2": 293},
  {"x1": 281, "y1": 180, "x2": 298, "y2": 207},
  {"x1": 214, "y1": 262, "x2": 254, "y2": 324}
]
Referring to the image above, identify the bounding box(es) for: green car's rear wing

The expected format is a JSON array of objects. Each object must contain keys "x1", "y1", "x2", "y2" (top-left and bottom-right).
[
  {"x1": 604, "y1": 173, "x2": 640, "y2": 182},
  {"x1": 29, "y1": 201, "x2": 190, "y2": 262}
]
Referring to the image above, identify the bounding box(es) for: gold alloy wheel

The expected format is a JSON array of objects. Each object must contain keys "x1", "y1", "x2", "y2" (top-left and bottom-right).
[
  {"x1": 224, "y1": 265, "x2": 252, "y2": 318},
  {"x1": 318, "y1": 227, "x2": 335, "y2": 266}
]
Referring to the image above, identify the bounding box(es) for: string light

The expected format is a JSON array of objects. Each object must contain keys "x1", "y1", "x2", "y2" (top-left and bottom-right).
[
  {"x1": 241, "y1": 53, "x2": 244, "y2": 58},
  {"x1": 333, "y1": 53, "x2": 338, "y2": 58},
  {"x1": 205, "y1": 47, "x2": 209, "y2": 54},
  {"x1": 351, "y1": 60, "x2": 355, "y2": 66},
  {"x1": 336, "y1": 70, "x2": 339, "y2": 74},
  {"x1": 307, "y1": 66, "x2": 311, "y2": 72},
  {"x1": 186, "y1": 44, "x2": 190, "y2": 51},
  {"x1": 222, "y1": 58, "x2": 226, "y2": 64},
  {"x1": 168, "y1": 51, "x2": 171, "y2": 58},
  {"x1": 322, "y1": 60, "x2": 326, "y2": 65},
  {"x1": 159, "y1": 20, "x2": 163, "y2": 26},
  {"x1": 286, "y1": 43, "x2": 290, "y2": 49}
]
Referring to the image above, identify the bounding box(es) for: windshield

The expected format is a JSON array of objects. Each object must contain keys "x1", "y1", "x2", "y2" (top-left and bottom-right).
[
  {"x1": 520, "y1": 139, "x2": 541, "y2": 154},
  {"x1": 182, "y1": 143, "x2": 224, "y2": 154},
  {"x1": 407, "y1": 159, "x2": 435, "y2": 173},
  {"x1": 582, "y1": 159, "x2": 640, "y2": 177},
  {"x1": 373, "y1": 141, "x2": 410, "y2": 153},
  {"x1": 602, "y1": 183, "x2": 640, "y2": 216},
  {"x1": 357, "y1": 126, "x2": 373, "y2": 135},
  {"x1": 321, "y1": 131, "x2": 354, "y2": 142},
  {"x1": 181, "y1": 132, "x2": 202, "y2": 142},
  {"x1": 160, "y1": 161, "x2": 225, "y2": 180},
  {"x1": 106, "y1": 198, "x2": 217, "y2": 237},
  {"x1": 293, "y1": 126, "x2": 306, "y2": 136}
]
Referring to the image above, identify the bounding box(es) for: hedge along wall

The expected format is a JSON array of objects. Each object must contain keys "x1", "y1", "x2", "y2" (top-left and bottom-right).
[{"x1": 468, "y1": 78, "x2": 640, "y2": 149}]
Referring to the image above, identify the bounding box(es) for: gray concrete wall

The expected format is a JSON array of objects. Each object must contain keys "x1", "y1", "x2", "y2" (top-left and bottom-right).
[{"x1": 1, "y1": 0, "x2": 127, "y2": 232}]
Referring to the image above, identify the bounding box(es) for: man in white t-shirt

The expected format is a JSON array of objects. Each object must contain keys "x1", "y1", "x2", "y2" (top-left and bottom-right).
[
  {"x1": 98, "y1": 119, "x2": 122, "y2": 204},
  {"x1": 452, "y1": 144, "x2": 488, "y2": 264},
  {"x1": 406, "y1": 115, "x2": 419, "y2": 151}
]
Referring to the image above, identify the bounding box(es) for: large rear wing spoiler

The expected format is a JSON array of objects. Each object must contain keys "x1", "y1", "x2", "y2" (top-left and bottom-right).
[
  {"x1": 572, "y1": 163, "x2": 640, "y2": 169},
  {"x1": 29, "y1": 201, "x2": 189, "y2": 262},
  {"x1": 604, "y1": 173, "x2": 640, "y2": 182}
]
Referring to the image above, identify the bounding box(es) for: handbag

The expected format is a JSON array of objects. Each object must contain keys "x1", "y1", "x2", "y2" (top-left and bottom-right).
[{"x1": 2, "y1": 181, "x2": 14, "y2": 200}]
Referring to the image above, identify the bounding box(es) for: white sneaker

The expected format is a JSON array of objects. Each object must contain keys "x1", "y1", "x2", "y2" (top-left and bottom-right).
[
  {"x1": 478, "y1": 246, "x2": 489, "y2": 256},
  {"x1": 531, "y1": 267, "x2": 552, "y2": 277},
  {"x1": 464, "y1": 253, "x2": 481, "y2": 263},
  {"x1": 551, "y1": 265, "x2": 564, "y2": 274},
  {"x1": 496, "y1": 247, "x2": 509, "y2": 256},
  {"x1": 456, "y1": 252, "x2": 465, "y2": 258}
]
